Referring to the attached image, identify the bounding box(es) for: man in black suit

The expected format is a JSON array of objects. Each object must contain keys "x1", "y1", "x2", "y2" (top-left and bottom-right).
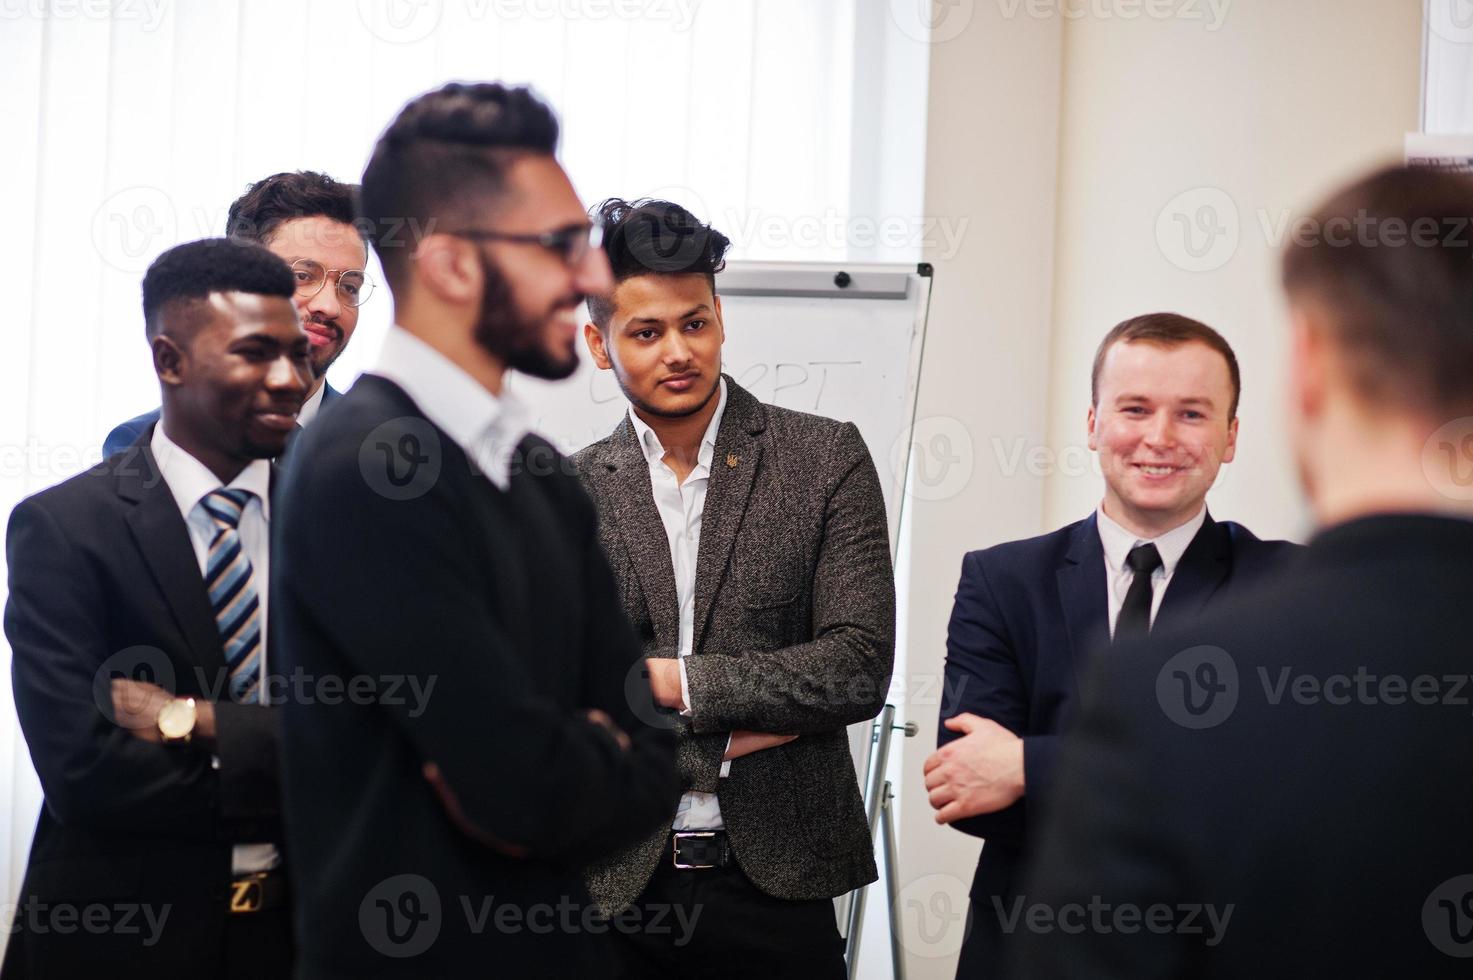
[
  {"x1": 274, "y1": 83, "x2": 679, "y2": 978},
  {"x1": 573, "y1": 198, "x2": 895, "y2": 978},
  {"x1": 4, "y1": 239, "x2": 311, "y2": 978},
  {"x1": 925, "y1": 314, "x2": 1299, "y2": 976},
  {"x1": 104, "y1": 170, "x2": 369, "y2": 456},
  {"x1": 1010, "y1": 165, "x2": 1473, "y2": 977}
]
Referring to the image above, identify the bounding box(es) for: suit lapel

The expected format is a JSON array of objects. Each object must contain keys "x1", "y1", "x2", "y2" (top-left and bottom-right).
[
  {"x1": 117, "y1": 447, "x2": 229, "y2": 681},
  {"x1": 691, "y1": 378, "x2": 764, "y2": 656},
  {"x1": 601, "y1": 418, "x2": 682, "y2": 648},
  {"x1": 1055, "y1": 514, "x2": 1110, "y2": 687},
  {"x1": 1157, "y1": 511, "x2": 1230, "y2": 625}
]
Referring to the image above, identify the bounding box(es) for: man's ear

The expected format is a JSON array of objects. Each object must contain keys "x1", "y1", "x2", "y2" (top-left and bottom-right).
[
  {"x1": 1289, "y1": 303, "x2": 1327, "y2": 427},
  {"x1": 713, "y1": 293, "x2": 726, "y2": 348},
  {"x1": 152, "y1": 334, "x2": 185, "y2": 387},
  {"x1": 1086, "y1": 403, "x2": 1099, "y2": 452},
  {"x1": 584, "y1": 322, "x2": 613, "y2": 371},
  {"x1": 1222, "y1": 415, "x2": 1239, "y2": 465},
  {"x1": 414, "y1": 235, "x2": 480, "y2": 304}
]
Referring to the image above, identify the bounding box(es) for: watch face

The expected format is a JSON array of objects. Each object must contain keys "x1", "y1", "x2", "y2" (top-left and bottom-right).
[{"x1": 157, "y1": 699, "x2": 196, "y2": 740}]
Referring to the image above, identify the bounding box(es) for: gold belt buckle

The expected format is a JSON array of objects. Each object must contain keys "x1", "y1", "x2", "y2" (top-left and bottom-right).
[{"x1": 230, "y1": 872, "x2": 267, "y2": 914}]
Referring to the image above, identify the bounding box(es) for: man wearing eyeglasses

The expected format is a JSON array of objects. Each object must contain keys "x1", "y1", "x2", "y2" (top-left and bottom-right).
[
  {"x1": 103, "y1": 171, "x2": 371, "y2": 457},
  {"x1": 274, "y1": 83, "x2": 678, "y2": 978}
]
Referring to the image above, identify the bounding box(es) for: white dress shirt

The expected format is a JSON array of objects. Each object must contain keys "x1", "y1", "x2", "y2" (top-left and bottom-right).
[
  {"x1": 367, "y1": 325, "x2": 530, "y2": 490},
  {"x1": 295, "y1": 380, "x2": 328, "y2": 428},
  {"x1": 1097, "y1": 503, "x2": 1207, "y2": 639},
  {"x1": 149, "y1": 423, "x2": 278, "y2": 874},
  {"x1": 628, "y1": 378, "x2": 729, "y2": 832}
]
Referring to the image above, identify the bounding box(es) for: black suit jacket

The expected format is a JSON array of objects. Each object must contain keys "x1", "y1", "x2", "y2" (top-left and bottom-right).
[
  {"x1": 102, "y1": 382, "x2": 341, "y2": 458},
  {"x1": 274, "y1": 375, "x2": 679, "y2": 979},
  {"x1": 1011, "y1": 514, "x2": 1473, "y2": 978},
  {"x1": 3, "y1": 438, "x2": 283, "y2": 979},
  {"x1": 940, "y1": 512, "x2": 1299, "y2": 976}
]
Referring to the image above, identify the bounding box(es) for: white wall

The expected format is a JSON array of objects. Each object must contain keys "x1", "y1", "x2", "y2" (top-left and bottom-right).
[{"x1": 899, "y1": 3, "x2": 1422, "y2": 978}]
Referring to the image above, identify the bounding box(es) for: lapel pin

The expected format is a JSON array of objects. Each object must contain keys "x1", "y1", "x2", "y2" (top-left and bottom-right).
[{"x1": 726, "y1": 453, "x2": 740, "y2": 468}]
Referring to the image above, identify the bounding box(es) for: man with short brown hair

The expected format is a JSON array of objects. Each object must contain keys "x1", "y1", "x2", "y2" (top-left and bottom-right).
[
  {"x1": 1012, "y1": 164, "x2": 1473, "y2": 978},
  {"x1": 927, "y1": 312, "x2": 1298, "y2": 977}
]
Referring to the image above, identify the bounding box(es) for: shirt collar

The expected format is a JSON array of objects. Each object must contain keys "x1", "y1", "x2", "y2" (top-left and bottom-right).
[
  {"x1": 150, "y1": 422, "x2": 273, "y2": 523},
  {"x1": 367, "y1": 325, "x2": 530, "y2": 476},
  {"x1": 629, "y1": 377, "x2": 728, "y2": 472},
  {"x1": 295, "y1": 382, "x2": 327, "y2": 428},
  {"x1": 1096, "y1": 502, "x2": 1207, "y2": 576}
]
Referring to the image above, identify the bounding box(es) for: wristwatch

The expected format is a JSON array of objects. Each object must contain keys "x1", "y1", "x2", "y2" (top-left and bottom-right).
[{"x1": 157, "y1": 697, "x2": 198, "y2": 744}]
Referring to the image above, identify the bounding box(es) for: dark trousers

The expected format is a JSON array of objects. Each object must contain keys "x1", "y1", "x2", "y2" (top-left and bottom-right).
[
  {"x1": 221, "y1": 903, "x2": 293, "y2": 980},
  {"x1": 610, "y1": 838, "x2": 846, "y2": 980}
]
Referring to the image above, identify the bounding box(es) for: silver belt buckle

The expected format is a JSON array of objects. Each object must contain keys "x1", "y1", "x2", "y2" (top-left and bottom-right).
[{"x1": 672, "y1": 831, "x2": 718, "y2": 869}]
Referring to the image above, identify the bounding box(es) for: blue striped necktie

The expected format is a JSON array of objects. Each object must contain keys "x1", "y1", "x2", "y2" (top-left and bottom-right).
[{"x1": 202, "y1": 488, "x2": 262, "y2": 704}]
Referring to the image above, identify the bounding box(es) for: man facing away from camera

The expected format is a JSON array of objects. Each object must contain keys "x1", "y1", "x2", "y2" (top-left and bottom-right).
[{"x1": 573, "y1": 197, "x2": 896, "y2": 979}]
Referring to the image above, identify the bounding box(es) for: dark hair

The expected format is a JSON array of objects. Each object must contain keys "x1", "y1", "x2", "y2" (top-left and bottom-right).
[
  {"x1": 1282, "y1": 165, "x2": 1473, "y2": 418},
  {"x1": 360, "y1": 82, "x2": 561, "y2": 290},
  {"x1": 585, "y1": 198, "x2": 732, "y2": 330},
  {"x1": 225, "y1": 170, "x2": 361, "y2": 244},
  {"x1": 1091, "y1": 313, "x2": 1242, "y2": 418},
  {"x1": 142, "y1": 238, "x2": 295, "y2": 339}
]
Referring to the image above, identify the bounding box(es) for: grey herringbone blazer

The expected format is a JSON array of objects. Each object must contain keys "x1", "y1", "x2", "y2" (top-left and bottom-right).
[{"x1": 570, "y1": 377, "x2": 896, "y2": 912}]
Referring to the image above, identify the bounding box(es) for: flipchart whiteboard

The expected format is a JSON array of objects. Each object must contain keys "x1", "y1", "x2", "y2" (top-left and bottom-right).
[{"x1": 505, "y1": 260, "x2": 935, "y2": 551}]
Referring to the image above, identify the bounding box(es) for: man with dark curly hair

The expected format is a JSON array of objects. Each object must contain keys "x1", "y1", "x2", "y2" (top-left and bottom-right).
[{"x1": 575, "y1": 197, "x2": 896, "y2": 979}]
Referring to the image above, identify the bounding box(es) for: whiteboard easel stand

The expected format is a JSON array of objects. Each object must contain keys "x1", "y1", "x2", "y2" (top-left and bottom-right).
[{"x1": 845, "y1": 704, "x2": 917, "y2": 979}]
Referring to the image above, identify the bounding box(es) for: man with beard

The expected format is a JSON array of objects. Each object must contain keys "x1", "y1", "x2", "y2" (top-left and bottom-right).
[
  {"x1": 4, "y1": 239, "x2": 310, "y2": 978},
  {"x1": 573, "y1": 198, "x2": 895, "y2": 979},
  {"x1": 104, "y1": 171, "x2": 369, "y2": 457},
  {"x1": 273, "y1": 84, "x2": 678, "y2": 978}
]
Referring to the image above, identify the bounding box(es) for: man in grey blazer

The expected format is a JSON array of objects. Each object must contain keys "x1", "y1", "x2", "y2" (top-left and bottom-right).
[{"x1": 573, "y1": 197, "x2": 896, "y2": 978}]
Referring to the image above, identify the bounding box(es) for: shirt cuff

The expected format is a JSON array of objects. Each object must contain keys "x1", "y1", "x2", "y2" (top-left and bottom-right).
[
  {"x1": 677, "y1": 658, "x2": 693, "y2": 717},
  {"x1": 720, "y1": 735, "x2": 732, "y2": 778}
]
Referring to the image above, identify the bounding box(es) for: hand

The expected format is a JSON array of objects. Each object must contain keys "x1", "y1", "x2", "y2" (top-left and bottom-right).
[
  {"x1": 422, "y1": 762, "x2": 530, "y2": 858},
  {"x1": 584, "y1": 708, "x2": 630, "y2": 751},
  {"x1": 724, "y1": 730, "x2": 797, "y2": 761},
  {"x1": 644, "y1": 658, "x2": 686, "y2": 711},
  {"x1": 924, "y1": 713, "x2": 1025, "y2": 823},
  {"x1": 109, "y1": 679, "x2": 215, "y2": 743}
]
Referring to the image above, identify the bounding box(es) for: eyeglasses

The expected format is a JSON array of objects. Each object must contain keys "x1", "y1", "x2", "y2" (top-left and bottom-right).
[
  {"x1": 447, "y1": 216, "x2": 605, "y2": 268},
  {"x1": 290, "y1": 258, "x2": 374, "y2": 308}
]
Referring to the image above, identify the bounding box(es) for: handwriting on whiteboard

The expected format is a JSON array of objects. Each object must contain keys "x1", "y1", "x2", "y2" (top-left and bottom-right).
[{"x1": 586, "y1": 360, "x2": 864, "y2": 413}]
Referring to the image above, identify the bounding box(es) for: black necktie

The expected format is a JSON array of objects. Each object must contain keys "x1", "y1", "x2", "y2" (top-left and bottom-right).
[{"x1": 1115, "y1": 542, "x2": 1163, "y2": 642}]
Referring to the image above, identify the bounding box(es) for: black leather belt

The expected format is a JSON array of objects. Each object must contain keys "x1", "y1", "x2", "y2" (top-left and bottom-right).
[
  {"x1": 671, "y1": 831, "x2": 730, "y2": 870},
  {"x1": 229, "y1": 869, "x2": 288, "y2": 914}
]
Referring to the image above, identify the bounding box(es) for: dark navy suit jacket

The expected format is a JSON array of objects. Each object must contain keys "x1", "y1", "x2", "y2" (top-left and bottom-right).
[
  {"x1": 939, "y1": 511, "x2": 1300, "y2": 978},
  {"x1": 102, "y1": 382, "x2": 341, "y2": 457}
]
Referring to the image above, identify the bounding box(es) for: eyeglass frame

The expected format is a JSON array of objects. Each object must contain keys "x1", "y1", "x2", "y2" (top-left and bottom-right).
[
  {"x1": 444, "y1": 215, "x2": 605, "y2": 268},
  {"x1": 289, "y1": 258, "x2": 375, "y2": 308}
]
